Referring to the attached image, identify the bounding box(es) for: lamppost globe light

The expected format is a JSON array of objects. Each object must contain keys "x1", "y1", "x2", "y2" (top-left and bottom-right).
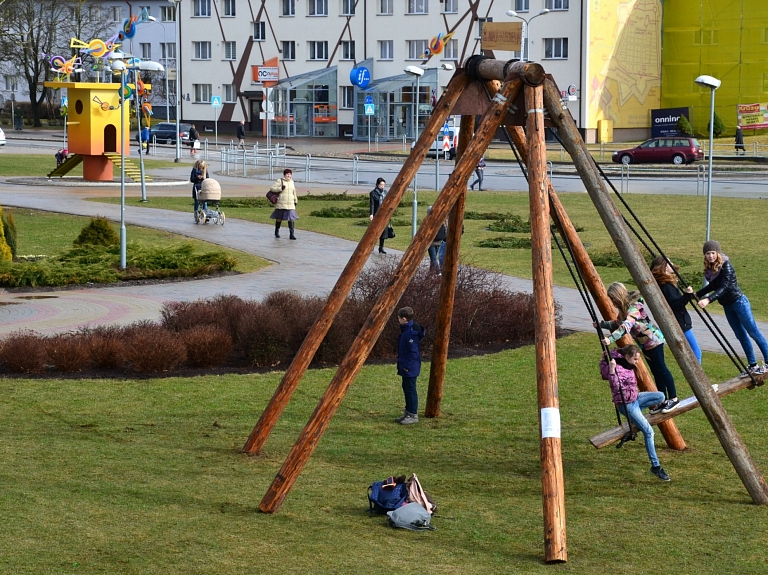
[
  {"x1": 139, "y1": 61, "x2": 164, "y2": 72},
  {"x1": 695, "y1": 75, "x2": 721, "y2": 90},
  {"x1": 506, "y1": 10, "x2": 518, "y2": 17},
  {"x1": 440, "y1": 63, "x2": 454, "y2": 71},
  {"x1": 537, "y1": 8, "x2": 551, "y2": 16},
  {"x1": 695, "y1": 74, "x2": 721, "y2": 242},
  {"x1": 404, "y1": 65, "x2": 425, "y2": 77},
  {"x1": 506, "y1": 8, "x2": 551, "y2": 61}
]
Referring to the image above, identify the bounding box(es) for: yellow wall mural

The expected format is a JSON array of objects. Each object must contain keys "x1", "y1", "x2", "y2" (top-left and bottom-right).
[{"x1": 588, "y1": 0, "x2": 663, "y2": 130}]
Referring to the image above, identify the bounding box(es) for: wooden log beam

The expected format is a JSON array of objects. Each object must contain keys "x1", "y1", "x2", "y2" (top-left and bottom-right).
[
  {"x1": 258, "y1": 78, "x2": 523, "y2": 514},
  {"x1": 505, "y1": 124, "x2": 686, "y2": 451},
  {"x1": 527, "y1": 84, "x2": 567, "y2": 563},
  {"x1": 468, "y1": 57, "x2": 546, "y2": 86},
  {"x1": 240, "y1": 72, "x2": 470, "y2": 456},
  {"x1": 424, "y1": 114, "x2": 474, "y2": 418},
  {"x1": 542, "y1": 78, "x2": 768, "y2": 505},
  {"x1": 590, "y1": 372, "x2": 768, "y2": 449}
]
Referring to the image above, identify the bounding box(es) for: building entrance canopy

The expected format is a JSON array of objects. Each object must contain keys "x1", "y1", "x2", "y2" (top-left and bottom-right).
[{"x1": 270, "y1": 67, "x2": 338, "y2": 138}]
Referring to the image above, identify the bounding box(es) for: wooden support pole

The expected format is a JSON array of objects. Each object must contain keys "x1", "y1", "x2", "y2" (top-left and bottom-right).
[
  {"x1": 543, "y1": 79, "x2": 768, "y2": 505},
  {"x1": 241, "y1": 72, "x2": 469, "y2": 456},
  {"x1": 526, "y1": 84, "x2": 567, "y2": 563},
  {"x1": 259, "y1": 79, "x2": 522, "y2": 513},
  {"x1": 506, "y1": 125, "x2": 686, "y2": 451},
  {"x1": 424, "y1": 114, "x2": 474, "y2": 418}
]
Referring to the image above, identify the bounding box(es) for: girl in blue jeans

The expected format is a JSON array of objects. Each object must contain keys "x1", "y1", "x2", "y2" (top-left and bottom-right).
[
  {"x1": 689, "y1": 240, "x2": 768, "y2": 374},
  {"x1": 600, "y1": 345, "x2": 670, "y2": 481}
]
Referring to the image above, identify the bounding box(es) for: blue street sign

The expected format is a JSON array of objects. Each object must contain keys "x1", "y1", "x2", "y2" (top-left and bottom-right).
[
  {"x1": 365, "y1": 95, "x2": 373, "y2": 105},
  {"x1": 443, "y1": 122, "x2": 450, "y2": 135},
  {"x1": 211, "y1": 96, "x2": 222, "y2": 108},
  {"x1": 350, "y1": 67, "x2": 371, "y2": 88},
  {"x1": 364, "y1": 104, "x2": 375, "y2": 116}
]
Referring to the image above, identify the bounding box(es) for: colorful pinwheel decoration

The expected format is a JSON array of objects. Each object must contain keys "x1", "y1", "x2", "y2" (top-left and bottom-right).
[{"x1": 419, "y1": 31, "x2": 455, "y2": 60}]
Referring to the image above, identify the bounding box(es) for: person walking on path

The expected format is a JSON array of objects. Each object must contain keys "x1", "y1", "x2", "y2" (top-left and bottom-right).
[
  {"x1": 598, "y1": 282, "x2": 680, "y2": 414},
  {"x1": 600, "y1": 345, "x2": 671, "y2": 482},
  {"x1": 688, "y1": 240, "x2": 768, "y2": 375},
  {"x1": 190, "y1": 160, "x2": 208, "y2": 216},
  {"x1": 369, "y1": 177, "x2": 389, "y2": 254},
  {"x1": 735, "y1": 126, "x2": 745, "y2": 155},
  {"x1": 395, "y1": 307, "x2": 426, "y2": 425},
  {"x1": 270, "y1": 168, "x2": 298, "y2": 240},
  {"x1": 469, "y1": 156, "x2": 486, "y2": 191},
  {"x1": 189, "y1": 124, "x2": 199, "y2": 156},
  {"x1": 237, "y1": 120, "x2": 246, "y2": 150},
  {"x1": 651, "y1": 256, "x2": 702, "y2": 363},
  {"x1": 426, "y1": 205, "x2": 447, "y2": 274}
]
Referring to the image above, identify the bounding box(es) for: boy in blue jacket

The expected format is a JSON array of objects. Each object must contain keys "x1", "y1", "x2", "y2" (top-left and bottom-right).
[{"x1": 396, "y1": 307, "x2": 426, "y2": 425}]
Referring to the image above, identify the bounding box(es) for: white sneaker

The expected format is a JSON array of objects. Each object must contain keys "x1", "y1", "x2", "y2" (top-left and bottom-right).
[{"x1": 399, "y1": 413, "x2": 419, "y2": 425}]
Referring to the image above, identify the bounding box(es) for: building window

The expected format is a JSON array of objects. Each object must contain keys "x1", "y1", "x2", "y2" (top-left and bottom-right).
[
  {"x1": 282, "y1": 0, "x2": 295, "y2": 16},
  {"x1": 515, "y1": 0, "x2": 529, "y2": 10},
  {"x1": 224, "y1": 84, "x2": 237, "y2": 102},
  {"x1": 282, "y1": 41, "x2": 296, "y2": 60},
  {"x1": 193, "y1": 42, "x2": 211, "y2": 60},
  {"x1": 309, "y1": 0, "x2": 328, "y2": 16},
  {"x1": 253, "y1": 21, "x2": 266, "y2": 41},
  {"x1": 477, "y1": 17, "x2": 492, "y2": 39},
  {"x1": 194, "y1": 0, "x2": 211, "y2": 17},
  {"x1": 341, "y1": 0, "x2": 355, "y2": 15},
  {"x1": 193, "y1": 84, "x2": 212, "y2": 103},
  {"x1": 407, "y1": 0, "x2": 428, "y2": 14},
  {"x1": 544, "y1": 37, "x2": 568, "y2": 59},
  {"x1": 161, "y1": 6, "x2": 175, "y2": 21},
  {"x1": 443, "y1": 39, "x2": 458, "y2": 60},
  {"x1": 89, "y1": 5, "x2": 102, "y2": 19},
  {"x1": 140, "y1": 43, "x2": 151, "y2": 59},
  {"x1": 379, "y1": 40, "x2": 393, "y2": 60},
  {"x1": 223, "y1": 0, "x2": 236, "y2": 17},
  {"x1": 4, "y1": 75, "x2": 17, "y2": 91},
  {"x1": 341, "y1": 41, "x2": 355, "y2": 60},
  {"x1": 309, "y1": 41, "x2": 328, "y2": 60},
  {"x1": 443, "y1": 0, "x2": 457, "y2": 13},
  {"x1": 341, "y1": 86, "x2": 354, "y2": 109},
  {"x1": 545, "y1": 0, "x2": 569, "y2": 9},
  {"x1": 161, "y1": 43, "x2": 176, "y2": 60},
  {"x1": 408, "y1": 40, "x2": 427, "y2": 59},
  {"x1": 110, "y1": 6, "x2": 122, "y2": 21},
  {"x1": 224, "y1": 41, "x2": 237, "y2": 60},
  {"x1": 378, "y1": 0, "x2": 393, "y2": 14}
]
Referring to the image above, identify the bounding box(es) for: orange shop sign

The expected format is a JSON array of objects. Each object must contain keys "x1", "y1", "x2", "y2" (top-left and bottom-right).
[{"x1": 252, "y1": 66, "x2": 279, "y2": 84}]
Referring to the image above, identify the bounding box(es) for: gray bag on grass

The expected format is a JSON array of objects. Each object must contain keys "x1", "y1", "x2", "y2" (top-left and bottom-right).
[{"x1": 386, "y1": 502, "x2": 436, "y2": 531}]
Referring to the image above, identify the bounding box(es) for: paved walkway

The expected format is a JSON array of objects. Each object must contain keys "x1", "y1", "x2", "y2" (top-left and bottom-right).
[{"x1": 0, "y1": 148, "x2": 765, "y2": 361}]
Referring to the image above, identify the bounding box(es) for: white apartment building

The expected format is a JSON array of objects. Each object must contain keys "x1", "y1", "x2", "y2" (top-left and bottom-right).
[{"x1": 178, "y1": 0, "x2": 585, "y2": 139}]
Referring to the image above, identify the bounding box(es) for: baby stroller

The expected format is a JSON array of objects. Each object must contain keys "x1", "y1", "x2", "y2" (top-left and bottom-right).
[{"x1": 195, "y1": 179, "x2": 225, "y2": 225}]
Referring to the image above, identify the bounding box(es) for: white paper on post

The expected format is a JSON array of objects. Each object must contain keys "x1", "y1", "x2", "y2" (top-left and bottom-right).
[{"x1": 540, "y1": 407, "x2": 561, "y2": 439}]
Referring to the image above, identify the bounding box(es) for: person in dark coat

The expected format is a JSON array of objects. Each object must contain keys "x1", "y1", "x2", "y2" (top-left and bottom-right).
[
  {"x1": 735, "y1": 125, "x2": 745, "y2": 155},
  {"x1": 189, "y1": 124, "x2": 199, "y2": 156},
  {"x1": 369, "y1": 177, "x2": 389, "y2": 254},
  {"x1": 190, "y1": 159, "x2": 209, "y2": 216},
  {"x1": 688, "y1": 240, "x2": 768, "y2": 374},
  {"x1": 237, "y1": 120, "x2": 246, "y2": 150},
  {"x1": 651, "y1": 256, "x2": 701, "y2": 363},
  {"x1": 395, "y1": 307, "x2": 425, "y2": 425},
  {"x1": 469, "y1": 156, "x2": 486, "y2": 190}
]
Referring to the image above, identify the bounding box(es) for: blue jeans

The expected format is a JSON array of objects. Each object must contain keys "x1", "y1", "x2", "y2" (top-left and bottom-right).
[
  {"x1": 723, "y1": 295, "x2": 768, "y2": 366},
  {"x1": 619, "y1": 391, "x2": 665, "y2": 468},
  {"x1": 684, "y1": 328, "x2": 702, "y2": 364},
  {"x1": 428, "y1": 245, "x2": 440, "y2": 270},
  {"x1": 643, "y1": 344, "x2": 677, "y2": 400},
  {"x1": 437, "y1": 241, "x2": 446, "y2": 269},
  {"x1": 402, "y1": 376, "x2": 418, "y2": 415}
]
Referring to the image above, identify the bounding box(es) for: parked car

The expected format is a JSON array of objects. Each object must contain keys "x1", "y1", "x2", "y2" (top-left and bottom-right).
[
  {"x1": 612, "y1": 137, "x2": 703, "y2": 165},
  {"x1": 148, "y1": 122, "x2": 191, "y2": 145},
  {"x1": 0, "y1": 126, "x2": 5, "y2": 145},
  {"x1": 411, "y1": 125, "x2": 460, "y2": 159}
]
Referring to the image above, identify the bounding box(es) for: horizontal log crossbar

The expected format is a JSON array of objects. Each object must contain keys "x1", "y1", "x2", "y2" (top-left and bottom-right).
[{"x1": 589, "y1": 372, "x2": 767, "y2": 449}]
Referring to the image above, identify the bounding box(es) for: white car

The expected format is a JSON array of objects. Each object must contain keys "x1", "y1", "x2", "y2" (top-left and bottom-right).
[
  {"x1": 411, "y1": 125, "x2": 460, "y2": 159},
  {"x1": 0, "y1": 126, "x2": 5, "y2": 146}
]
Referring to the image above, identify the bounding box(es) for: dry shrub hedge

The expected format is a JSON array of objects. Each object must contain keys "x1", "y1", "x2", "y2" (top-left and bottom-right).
[
  {"x1": 86, "y1": 325, "x2": 126, "y2": 370},
  {"x1": 182, "y1": 325, "x2": 232, "y2": 368},
  {"x1": 0, "y1": 329, "x2": 48, "y2": 373},
  {"x1": 46, "y1": 333, "x2": 91, "y2": 372},
  {"x1": 123, "y1": 322, "x2": 187, "y2": 373}
]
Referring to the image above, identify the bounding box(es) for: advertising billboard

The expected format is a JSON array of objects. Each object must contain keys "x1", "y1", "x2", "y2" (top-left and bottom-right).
[
  {"x1": 737, "y1": 103, "x2": 768, "y2": 130},
  {"x1": 651, "y1": 107, "x2": 690, "y2": 137}
]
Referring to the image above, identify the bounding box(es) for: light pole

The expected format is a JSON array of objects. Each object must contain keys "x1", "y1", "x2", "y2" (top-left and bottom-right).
[
  {"x1": 506, "y1": 9, "x2": 550, "y2": 61},
  {"x1": 695, "y1": 74, "x2": 721, "y2": 242},
  {"x1": 404, "y1": 65, "x2": 425, "y2": 238},
  {"x1": 147, "y1": 16, "x2": 171, "y2": 122},
  {"x1": 131, "y1": 60, "x2": 165, "y2": 203},
  {"x1": 110, "y1": 59, "x2": 129, "y2": 269},
  {"x1": 168, "y1": 0, "x2": 182, "y2": 162}
]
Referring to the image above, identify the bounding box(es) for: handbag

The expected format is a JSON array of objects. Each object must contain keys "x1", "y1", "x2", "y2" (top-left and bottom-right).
[
  {"x1": 387, "y1": 224, "x2": 395, "y2": 239},
  {"x1": 266, "y1": 190, "x2": 280, "y2": 204},
  {"x1": 192, "y1": 140, "x2": 201, "y2": 150}
]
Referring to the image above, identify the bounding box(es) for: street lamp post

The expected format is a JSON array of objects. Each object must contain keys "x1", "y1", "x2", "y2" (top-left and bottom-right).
[
  {"x1": 168, "y1": 0, "x2": 182, "y2": 162},
  {"x1": 404, "y1": 65, "x2": 425, "y2": 238},
  {"x1": 111, "y1": 59, "x2": 128, "y2": 269},
  {"x1": 506, "y1": 9, "x2": 550, "y2": 61},
  {"x1": 131, "y1": 60, "x2": 165, "y2": 203},
  {"x1": 147, "y1": 17, "x2": 171, "y2": 122},
  {"x1": 695, "y1": 74, "x2": 721, "y2": 242}
]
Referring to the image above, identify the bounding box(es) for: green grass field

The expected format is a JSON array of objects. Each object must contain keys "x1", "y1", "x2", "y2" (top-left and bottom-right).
[
  {"x1": 1, "y1": 333, "x2": 767, "y2": 574},
  {"x1": 0, "y1": 154, "x2": 179, "y2": 177},
  {"x1": 89, "y1": 191, "x2": 768, "y2": 321}
]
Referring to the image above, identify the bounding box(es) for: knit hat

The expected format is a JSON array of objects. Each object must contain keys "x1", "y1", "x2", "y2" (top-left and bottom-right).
[{"x1": 703, "y1": 240, "x2": 721, "y2": 254}]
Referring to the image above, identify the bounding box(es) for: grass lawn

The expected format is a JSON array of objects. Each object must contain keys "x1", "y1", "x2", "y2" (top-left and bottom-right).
[
  {"x1": 6, "y1": 208, "x2": 268, "y2": 274},
  {"x1": 0, "y1": 154, "x2": 179, "y2": 177},
  {"x1": 89, "y1": 191, "x2": 768, "y2": 321},
  {"x1": 1, "y1": 333, "x2": 767, "y2": 574}
]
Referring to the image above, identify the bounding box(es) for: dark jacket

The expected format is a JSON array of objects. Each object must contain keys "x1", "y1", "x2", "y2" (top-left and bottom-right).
[
  {"x1": 369, "y1": 187, "x2": 385, "y2": 216},
  {"x1": 696, "y1": 260, "x2": 743, "y2": 306},
  {"x1": 237, "y1": 123, "x2": 246, "y2": 139},
  {"x1": 599, "y1": 349, "x2": 639, "y2": 406},
  {"x1": 735, "y1": 128, "x2": 744, "y2": 148},
  {"x1": 189, "y1": 127, "x2": 199, "y2": 141},
  {"x1": 190, "y1": 167, "x2": 208, "y2": 194},
  {"x1": 659, "y1": 282, "x2": 693, "y2": 332},
  {"x1": 397, "y1": 320, "x2": 425, "y2": 377}
]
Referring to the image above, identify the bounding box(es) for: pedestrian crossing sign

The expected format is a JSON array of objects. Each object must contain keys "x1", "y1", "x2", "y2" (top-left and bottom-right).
[{"x1": 365, "y1": 103, "x2": 375, "y2": 115}]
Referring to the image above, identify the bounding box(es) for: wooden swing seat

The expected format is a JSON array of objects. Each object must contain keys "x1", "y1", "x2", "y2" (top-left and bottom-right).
[{"x1": 589, "y1": 372, "x2": 767, "y2": 449}]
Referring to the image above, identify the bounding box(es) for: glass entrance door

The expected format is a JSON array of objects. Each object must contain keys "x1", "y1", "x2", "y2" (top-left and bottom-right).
[
  {"x1": 392, "y1": 103, "x2": 410, "y2": 140},
  {"x1": 292, "y1": 103, "x2": 312, "y2": 136}
]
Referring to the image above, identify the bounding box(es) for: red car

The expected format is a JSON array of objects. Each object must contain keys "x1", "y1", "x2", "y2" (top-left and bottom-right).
[{"x1": 612, "y1": 137, "x2": 703, "y2": 165}]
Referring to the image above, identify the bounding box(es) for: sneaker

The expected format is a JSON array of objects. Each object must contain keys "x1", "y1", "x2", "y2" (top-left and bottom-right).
[
  {"x1": 394, "y1": 410, "x2": 408, "y2": 423},
  {"x1": 649, "y1": 402, "x2": 666, "y2": 415},
  {"x1": 399, "y1": 413, "x2": 419, "y2": 425},
  {"x1": 753, "y1": 364, "x2": 768, "y2": 375},
  {"x1": 740, "y1": 364, "x2": 760, "y2": 377},
  {"x1": 651, "y1": 466, "x2": 671, "y2": 482},
  {"x1": 661, "y1": 397, "x2": 680, "y2": 413}
]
